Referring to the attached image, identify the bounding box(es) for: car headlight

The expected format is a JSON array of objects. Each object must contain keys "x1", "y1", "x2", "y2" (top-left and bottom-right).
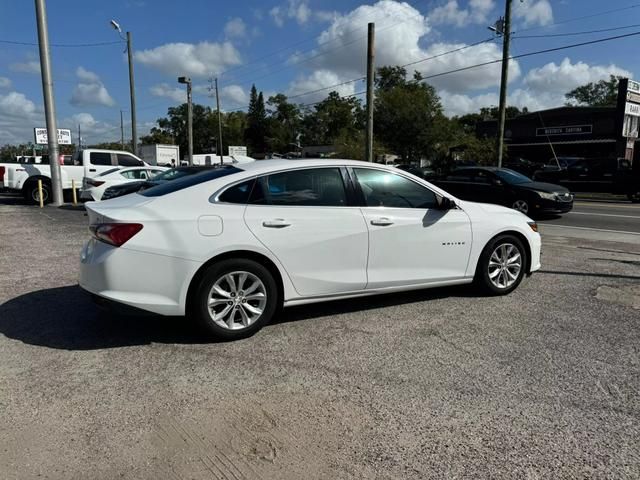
[{"x1": 537, "y1": 191, "x2": 557, "y2": 200}]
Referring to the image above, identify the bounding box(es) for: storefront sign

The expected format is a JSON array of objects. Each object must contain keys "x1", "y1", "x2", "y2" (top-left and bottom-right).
[
  {"x1": 535, "y1": 125, "x2": 592, "y2": 136},
  {"x1": 627, "y1": 91, "x2": 640, "y2": 103},
  {"x1": 228, "y1": 145, "x2": 248, "y2": 156},
  {"x1": 628, "y1": 79, "x2": 640, "y2": 94},
  {"x1": 34, "y1": 128, "x2": 72, "y2": 145}
]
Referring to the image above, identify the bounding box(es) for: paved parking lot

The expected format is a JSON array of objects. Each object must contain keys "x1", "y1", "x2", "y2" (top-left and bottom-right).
[{"x1": 1, "y1": 194, "x2": 639, "y2": 479}]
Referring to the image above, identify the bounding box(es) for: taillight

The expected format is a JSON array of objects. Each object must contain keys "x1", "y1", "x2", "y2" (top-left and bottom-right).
[
  {"x1": 90, "y1": 223, "x2": 143, "y2": 247},
  {"x1": 0, "y1": 166, "x2": 4, "y2": 182},
  {"x1": 87, "y1": 179, "x2": 105, "y2": 187}
]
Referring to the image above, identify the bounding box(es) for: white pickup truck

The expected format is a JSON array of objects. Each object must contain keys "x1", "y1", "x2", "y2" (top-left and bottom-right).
[{"x1": 0, "y1": 149, "x2": 148, "y2": 203}]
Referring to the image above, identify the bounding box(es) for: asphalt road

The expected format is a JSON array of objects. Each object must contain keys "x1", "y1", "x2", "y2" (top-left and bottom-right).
[
  {"x1": 541, "y1": 200, "x2": 640, "y2": 235},
  {"x1": 0, "y1": 194, "x2": 639, "y2": 479}
]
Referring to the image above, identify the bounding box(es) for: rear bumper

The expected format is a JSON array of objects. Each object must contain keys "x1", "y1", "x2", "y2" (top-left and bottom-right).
[{"x1": 79, "y1": 238, "x2": 199, "y2": 316}]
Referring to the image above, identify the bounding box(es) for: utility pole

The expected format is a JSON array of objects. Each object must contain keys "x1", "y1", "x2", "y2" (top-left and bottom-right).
[
  {"x1": 215, "y1": 78, "x2": 224, "y2": 164},
  {"x1": 494, "y1": 0, "x2": 512, "y2": 168},
  {"x1": 78, "y1": 123, "x2": 81, "y2": 149},
  {"x1": 110, "y1": 21, "x2": 137, "y2": 155},
  {"x1": 126, "y1": 32, "x2": 137, "y2": 155},
  {"x1": 120, "y1": 109, "x2": 125, "y2": 150},
  {"x1": 178, "y1": 76, "x2": 193, "y2": 165},
  {"x1": 365, "y1": 22, "x2": 375, "y2": 163},
  {"x1": 35, "y1": 0, "x2": 63, "y2": 205}
]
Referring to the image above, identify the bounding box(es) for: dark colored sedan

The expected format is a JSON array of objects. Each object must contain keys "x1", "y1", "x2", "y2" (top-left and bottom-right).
[
  {"x1": 101, "y1": 166, "x2": 215, "y2": 200},
  {"x1": 434, "y1": 167, "x2": 574, "y2": 216}
]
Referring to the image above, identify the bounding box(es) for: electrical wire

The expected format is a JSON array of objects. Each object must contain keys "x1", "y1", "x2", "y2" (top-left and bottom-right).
[
  {"x1": 0, "y1": 39, "x2": 123, "y2": 47},
  {"x1": 515, "y1": 23, "x2": 640, "y2": 39}
]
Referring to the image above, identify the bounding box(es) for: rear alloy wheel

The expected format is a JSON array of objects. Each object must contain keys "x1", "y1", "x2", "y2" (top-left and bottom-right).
[
  {"x1": 193, "y1": 259, "x2": 278, "y2": 340},
  {"x1": 476, "y1": 235, "x2": 527, "y2": 295},
  {"x1": 511, "y1": 199, "x2": 529, "y2": 214}
]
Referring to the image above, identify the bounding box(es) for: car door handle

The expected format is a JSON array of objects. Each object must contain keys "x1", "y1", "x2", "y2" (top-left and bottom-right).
[
  {"x1": 89, "y1": 169, "x2": 96, "y2": 172},
  {"x1": 370, "y1": 217, "x2": 394, "y2": 226},
  {"x1": 262, "y1": 219, "x2": 291, "y2": 228}
]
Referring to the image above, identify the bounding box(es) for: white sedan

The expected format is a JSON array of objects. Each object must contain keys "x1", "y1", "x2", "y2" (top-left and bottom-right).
[
  {"x1": 80, "y1": 159, "x2": 541, "y2": 340},
  {"x1": 80, "y1": 166, "x2": 167, "y2": 201}
]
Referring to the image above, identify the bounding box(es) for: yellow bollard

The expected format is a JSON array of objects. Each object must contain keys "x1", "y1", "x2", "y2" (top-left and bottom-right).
[
  {"x1": 37, "y1": 179, "x2": 44, "y2": 208},
  {"x1": 72, "y1": 179, "x2": 78, "y2": 205}
]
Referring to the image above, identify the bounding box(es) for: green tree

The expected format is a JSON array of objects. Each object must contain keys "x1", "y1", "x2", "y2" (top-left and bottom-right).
[
  {"x1": 265, "y1": 94, "x2": 301, "y2": 153},
  {"x1": 565, "y1": 75, "x2": 623, "y2": 107},
  {"x1": 245, "y1": 85, "x2": 267, "y2": 153},
  {"x1": 374, "y1": 70, "x2": 444, "y2": 162},
  {"x1": 300, "y1": 91, "x2": 364, "y2": 146}
]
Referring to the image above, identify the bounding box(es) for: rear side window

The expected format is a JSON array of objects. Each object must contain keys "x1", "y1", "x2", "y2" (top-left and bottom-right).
[
  {"x1": 218, "y1": 179, "x2": 256, "y2": 204},
  {"x1": 117, "y1": 154, "x2": 144, "y2": 167},
  {"x1": 121, "y1": 169, "x2": 148, "y2": 180},
  {"x1": 140, "y1": 166, "x2": 242, "y2": 197},
  {"x1": 90, "y1": 152, "x2": 112, "y2": 165},
  {"x1": 259, "y1": 168, "x2": 347, "y2": 206}
]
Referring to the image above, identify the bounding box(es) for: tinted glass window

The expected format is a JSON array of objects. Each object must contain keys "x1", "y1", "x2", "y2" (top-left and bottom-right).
[
  {"x1": 140, "y1": 166, "x2": 242, "y2": 197},
  {"x1": 121, "y1": 169, "x2": 149, "y2": 180},
  {"x1": 260, "y1": 168, "x2": 347, "y2": 206},
  {"x1": 445, "y1": 171, "x2": 474, "y2": 182},
  {"x1": 354, "y1": 168, "x2": 437, "y2": 209},
  {"x1": 90, "y1": 152, "x2": 112, "y2": 165},
  {"x1": 117, "y1": 154, "x2": 144, "y2": 167},
  {"x1": 494, "y1": 169, "x2": 532, "y2": 185},
  {"x1": 218, "y1": 179, "x2": 255, "y2": 204}
]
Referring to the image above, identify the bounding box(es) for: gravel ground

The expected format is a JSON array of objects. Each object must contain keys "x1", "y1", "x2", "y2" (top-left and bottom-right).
[{"x1": 0, "y1": 197, "x2": 639, "y2": 479}]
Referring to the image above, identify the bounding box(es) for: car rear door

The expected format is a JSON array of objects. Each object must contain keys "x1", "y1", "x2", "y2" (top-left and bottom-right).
[
  {"x1": 243, "y1": 167, "x2": 369, "y2": 297},
  {"x1": 352, "y1": 167, "x2": 472, "y2": 288}
]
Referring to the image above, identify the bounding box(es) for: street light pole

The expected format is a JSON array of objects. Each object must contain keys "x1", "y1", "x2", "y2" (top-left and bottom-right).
[
  {"x1": 178, "y1": 76, "x2": 193, "y2": 165},
  {"x1": 35, "y1": 0, "x2": 64, "y2": 206},
  {"x1": 110, "y1": 20, "x2": 137, "y2": 155}
]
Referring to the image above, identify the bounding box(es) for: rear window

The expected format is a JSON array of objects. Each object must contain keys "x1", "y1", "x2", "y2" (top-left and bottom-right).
[{"x1": 140, "y1": 166, "x2": 242, "y2": 197}]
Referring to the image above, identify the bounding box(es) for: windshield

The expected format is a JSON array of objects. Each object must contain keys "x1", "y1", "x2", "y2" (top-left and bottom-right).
[{"x1": 494, "y1": 169, "x2": 532, "y2": 185}]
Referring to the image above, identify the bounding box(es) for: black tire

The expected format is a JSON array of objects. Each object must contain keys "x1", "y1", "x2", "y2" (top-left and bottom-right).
[
  {"x1": 24, "y1": 180, "x2": 51, "y2": 205},
  {"x1": 475, "y1": 234, "x2": 527, "y2": 295},
  {"x1": 192, "y1": 258, "x2": 279, "y2": 340}
]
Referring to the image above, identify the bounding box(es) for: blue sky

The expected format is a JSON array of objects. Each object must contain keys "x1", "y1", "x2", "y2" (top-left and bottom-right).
[{"x1": 1, "y1": 0, "x2": 639, "y2": 145}]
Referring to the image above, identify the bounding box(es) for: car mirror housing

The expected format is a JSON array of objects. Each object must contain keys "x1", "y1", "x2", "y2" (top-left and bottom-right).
[{"x1": 436, "y1": 195, "x2": 455, "y2": 210}]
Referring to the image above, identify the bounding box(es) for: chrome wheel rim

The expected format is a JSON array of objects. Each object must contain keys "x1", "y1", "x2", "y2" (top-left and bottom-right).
[
  {"x1": 512, "y1": 200, "x2": 528, "y2": 213},
  {"x1": 488, "y1": 243, "x2": 522, "y2": 289},
  {"x1": 207, "y1": 271, "x2": 267, "y2": 330}
]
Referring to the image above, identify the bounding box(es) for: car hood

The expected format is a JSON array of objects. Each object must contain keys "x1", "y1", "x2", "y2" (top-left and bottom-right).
[
  {"x1": 518, "y1": 181, "x2": 569, "y2": 194},
  {"x1": 458, "y1": 199, "x2": 532, "y2": 221}
]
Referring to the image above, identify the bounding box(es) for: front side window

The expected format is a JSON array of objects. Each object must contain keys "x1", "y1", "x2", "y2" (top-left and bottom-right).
[
  {"x1": 117, "y1": 154, "x2": 144, "y2": 167},
  {"x1": 354, "y1": 168, "x2": 437, "y2": 209},
  {"x1": 90, "y1": 152, "x2": 112, "y2": 166},
  {"x1": 258, "y1": 168, "x2": 347, "y2": 207}
]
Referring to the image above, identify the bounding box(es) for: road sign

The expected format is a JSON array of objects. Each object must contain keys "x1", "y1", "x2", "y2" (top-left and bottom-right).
[
  {"x1": 228, "y1": 145, "x2": 247, "y2": 156},
  {"x1": 34, "y1": 128, "x2": 72, "y2": 145},
  {"x1": 624, "y1": 102, "x2": 640, "y2": 117}
]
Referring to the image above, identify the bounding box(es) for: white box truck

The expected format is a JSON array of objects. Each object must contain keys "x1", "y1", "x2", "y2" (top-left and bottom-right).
[{"x1": 138, "y1": 144, "x2": 180, "y2": 167}]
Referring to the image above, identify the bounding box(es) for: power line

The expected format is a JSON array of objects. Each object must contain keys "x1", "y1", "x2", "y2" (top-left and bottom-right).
[
  {"x1": 0, "y1": 39, "x2": 123, "y2": 47},
  {"x1": 413, "y1": 30, "x2": 640, "y2": 80},
  {"x1": 515, "y1": 23, "x2": 640, "y2": 39}
]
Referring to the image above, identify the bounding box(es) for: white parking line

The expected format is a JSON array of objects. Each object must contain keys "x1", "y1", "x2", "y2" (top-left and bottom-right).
[
  {"x1": 568, "y1": 212, "x2": 640, "y2": 219},
  {"x1": 539, "y1": 224, "x2": 640, "y2": 235}
]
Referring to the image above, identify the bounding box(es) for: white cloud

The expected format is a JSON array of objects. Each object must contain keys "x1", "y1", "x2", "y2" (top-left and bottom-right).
[
  {"x1": 439, "y1": 90, "x2": 498, "y2": 116},
  {"x1": 70, "y1": 67, "x2": 115, "y2": 107},
  {"x1": 0, "y1": 77, "x2": 11, "y2": 89},
  {"x1": 9, "y1": 61, "x2": 41, "y2": 74},
  {"x1": 224, "y1": 18, "x2": 247, "y2": 39},
  {"x1": 135, "y1": 41, "x2": 242, "y2": 78},
  {"x1": 513, "y1": 0, "x2": 553, "y2": 27},
  {"x1": 287, "y1": 70, "x2": 358, "y2": 103},
  {"x1": 0, "y1": 91, "x2": 43, "y2": 144},
  {"x1": 270, "y1": 0, "x2": 333, "y2": 27},
  {"x1": 221, "y1": 85, "x2": 248, "y2": 106},
  {"x1": 150, "y1": 83, "x2": 187, "y2": 103},
  {"x1": 524, "y1": 58, "x2": 631, "y2": 94},
  {"x1": 294, "y1": 1, "x2": 517, "y2": 97},
  {"x1": 430, "y1": 0, "x2": 495, "y2": 27}
]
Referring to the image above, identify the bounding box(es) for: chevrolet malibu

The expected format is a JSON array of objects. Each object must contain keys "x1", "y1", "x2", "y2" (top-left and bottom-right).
[{"x1": 80, "y1": 159, "x2": 541, "y2": 340}]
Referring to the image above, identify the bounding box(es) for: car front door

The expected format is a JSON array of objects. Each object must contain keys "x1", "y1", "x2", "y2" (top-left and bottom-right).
[
  {"x1": 243, "y1": 167, "x2": 369, "y2": 297},
  {"x1": 352, "y1": 168, "x2": 473, "y2": 288}
]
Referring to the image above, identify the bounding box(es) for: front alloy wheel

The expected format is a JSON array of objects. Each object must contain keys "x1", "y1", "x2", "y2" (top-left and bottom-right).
[
  {"x1": 476, "y1": 234, "x2": 527, "y2": 295},
  {"x1": 512, "y1": 199, "x2": 529, "y2": 214}
]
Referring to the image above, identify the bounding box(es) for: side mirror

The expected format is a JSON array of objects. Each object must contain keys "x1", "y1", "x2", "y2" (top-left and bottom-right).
[{"x1": 436, "y1": 195, "x2": 455, "y2": 210}]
